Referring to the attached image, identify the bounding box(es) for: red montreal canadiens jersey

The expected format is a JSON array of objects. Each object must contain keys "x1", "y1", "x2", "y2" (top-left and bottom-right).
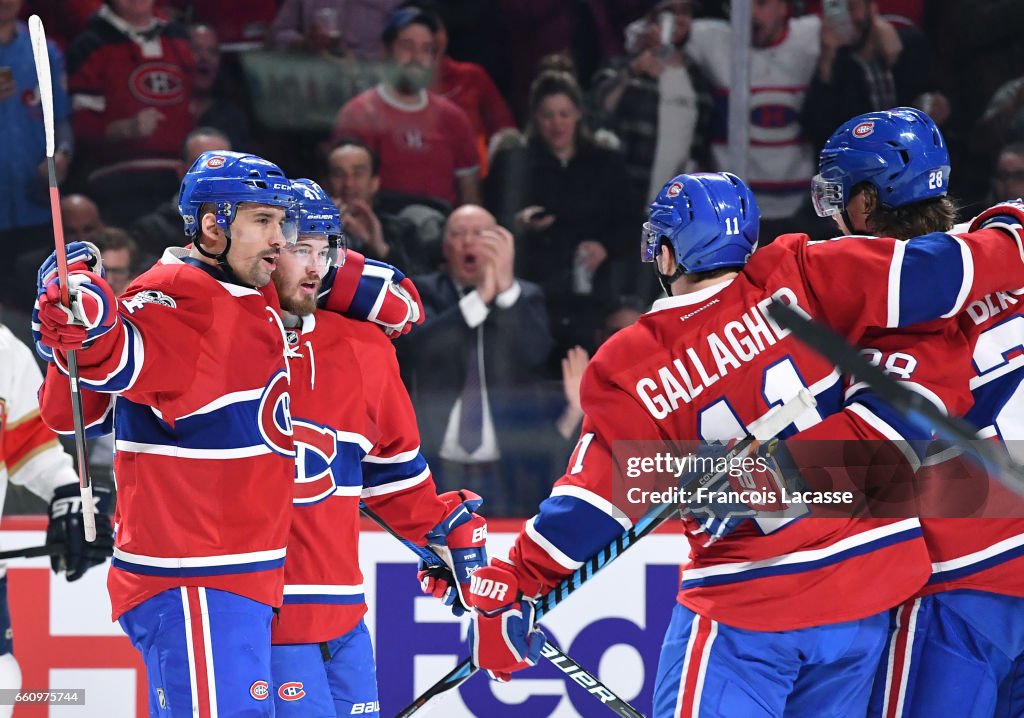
[
  {"x1": 509, "y1": 227, "x2": 1024, "y2": 631},
  {"x1": 39, "y1": 250, "x2": 295, "y2": 620},
  {"x1": 272, "y1": 311, "x2": 448, "y2": 644},
  {"x1": 66, "y1": 6, "x2": 195, "y2": 167},
  {"x1": 914, "y1": 280, "x2": 1024, "y2": 598}
]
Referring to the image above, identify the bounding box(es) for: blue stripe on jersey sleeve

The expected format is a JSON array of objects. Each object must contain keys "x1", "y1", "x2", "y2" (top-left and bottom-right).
[
  {"x1": 899, "y1": 233, "x2": 964, "y2": 327},
  {"x1": 78, "y1": 321, "x2": 141, "y2": 393},
  {"x1": 849, "y1": 390, "x2": 932, "y2": 460},
  {"x1": 362, "y1": 453, "x2": 429, "y2": 488},
  {"x1": 115, "y1": 396, "x2": 267, "y2": 451},
  {"x1": 533, "y1": 494, "x2": 626, "y2": 563},
  {"x1": 350, "y1": 275, "x2": 386, "y2": 320}
]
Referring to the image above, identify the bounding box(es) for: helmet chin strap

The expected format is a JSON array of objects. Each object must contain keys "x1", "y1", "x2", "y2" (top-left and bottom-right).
[
  {"x1": 194, "y1": 226, "x2": 251, "y2": 287},
  {"x1": 655, "y1": 262, "x2": 686, "y2": 296}
]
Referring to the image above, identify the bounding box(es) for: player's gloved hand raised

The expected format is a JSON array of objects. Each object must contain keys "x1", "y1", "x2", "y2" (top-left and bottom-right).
[
  {"x1": 46, "y1": 483, "x2": 114, "y2": 582},
  {"x1": 419, "y1": 490, "x2": 487, "y2": 616},
  {"x1": 969, "y1": 199, "x2": 1024, "y2": 234},
  {"x1": 32, "y1": 242, "x2": 108, "y2": 361},
  {"x1": 319, "y1": 249, "x2": 424, "y2": 338},
  {"x1": 33, "y1": 270, "x2": 119, "y2": 355},
  {"x1": 36, "y1": 241, "x2": 104, "y2": 289},
  {"x1": 683, "y1": 438, "x2": 802, "y2": 546},
  {"x1": 467, "y1": 558, "x2": 546, "y2": 682}
]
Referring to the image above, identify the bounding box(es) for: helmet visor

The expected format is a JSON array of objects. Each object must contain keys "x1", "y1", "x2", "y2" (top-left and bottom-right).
[
  {"x1": 282, "y1": 214, "x2": 299, "y2": 245},
  {"x1": 641, "y1": 221, "x2": 660, "y2": 263},
  {"x1": 811, "y1": 173, "x2": 844, "y2": 217}
]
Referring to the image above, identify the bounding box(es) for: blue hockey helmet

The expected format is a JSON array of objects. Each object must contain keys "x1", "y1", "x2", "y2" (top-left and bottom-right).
[
  {"x1": 178, "y1": 151, "x2": 298, "y2": 241},
  {"x1": 812, "y1": 107, "x2": 950, "y2": 217},
  {"x1": 290, "y1": 178, "x2": 345, "y2": 269},
  {"x1": 642, "y1": 172, "x2": 760, "y2": 274}
]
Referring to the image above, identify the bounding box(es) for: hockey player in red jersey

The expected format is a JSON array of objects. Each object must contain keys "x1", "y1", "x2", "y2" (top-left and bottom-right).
[
  {"x1": 31, "y1": 150, "x2": 425, "y2": 718},
  {"x1": 267, "y1": 180, "x2": 487, "y2": 717},
  {"x1": 465, "y1": 168, "x2": 1024, "y2": 716},
  {"x1": 806, "y1": 110, "x2": 1024, "y2": 718}
]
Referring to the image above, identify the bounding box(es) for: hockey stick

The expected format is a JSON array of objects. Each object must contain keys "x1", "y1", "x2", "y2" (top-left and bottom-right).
[
  {"x1": 358, "y1": 504, "x2": 645, "y2": 718},
  {"x1": 28, "y1": 15, "x2": 97, "y2": 542},
  {"x1": 767, "y1": 300, "x2": 1024, "y2": 498},
  {"x1": 0, "y1": 543, "x2": 66, "y2": 561},
  {"x1": 397, "y1": 390, "x2": 816, "y2": 717}
]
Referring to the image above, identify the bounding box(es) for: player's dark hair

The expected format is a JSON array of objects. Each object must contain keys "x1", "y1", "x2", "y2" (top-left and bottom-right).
[
  {"x1": 855, "y1": 183, "x2": 958, "y2": 238},
  {"x1": 329, "y1": 136, "x2": 382, "y2": 177}
]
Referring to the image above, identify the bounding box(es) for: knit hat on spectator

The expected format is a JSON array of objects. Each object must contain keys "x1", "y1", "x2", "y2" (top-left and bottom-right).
[{"x1": 381, "y1": 6, "x2": 439, "y2": 46}]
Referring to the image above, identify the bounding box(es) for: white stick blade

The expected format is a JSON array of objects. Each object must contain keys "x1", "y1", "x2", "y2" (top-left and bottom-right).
[{"x1": 27, "y1": 15, "x2": 55, "y2": 157}]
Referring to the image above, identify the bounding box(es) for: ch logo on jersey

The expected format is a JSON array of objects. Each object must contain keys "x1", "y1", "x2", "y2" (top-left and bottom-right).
[
  {"x1": 666, "y1": 182, "x2": 683, "y2": 198},
  {"x1": 278, "y1": 682, "x2": 306, "y2": 701},
  {"x1": 853, "y1": 121, "x2": 875, "y2": 139},
  {"x1": 258, "y1": 370, "x2": 294, "y2": 457},
  {"x1": 128, "y1": 62, "x2": 187, "y2": 105},
  {"x1": 249, "y1": 681, "x2": 269, "y2": 700},
  {"x1": 292, "y1": 419, "x2": 339, "y2": 504}
]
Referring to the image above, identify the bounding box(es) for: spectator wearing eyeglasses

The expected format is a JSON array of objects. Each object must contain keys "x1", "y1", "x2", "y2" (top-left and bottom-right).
[
  {"x1": 93, "y1": 226, "x2": 139, "y2": 298},
  {"x1": 992, "y1": 142, "x2": 1024, "y2": 203}
]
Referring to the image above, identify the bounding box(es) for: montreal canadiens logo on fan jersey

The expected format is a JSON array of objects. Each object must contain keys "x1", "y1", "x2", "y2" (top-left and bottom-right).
[
  {"x1": 128, "y1": 62, "x2": 187, "y2": 105},
  {"x1": 249, "y1": 681, "x2": 269, "y2": 700},
  {"x1": 258, "y1": 369, "x2": 294, "y2": 457}
]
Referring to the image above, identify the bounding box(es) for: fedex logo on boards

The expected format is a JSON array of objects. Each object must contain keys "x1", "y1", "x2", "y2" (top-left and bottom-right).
[{"x1": 370, "y1": 531, "x2": 681, "y2": 717}]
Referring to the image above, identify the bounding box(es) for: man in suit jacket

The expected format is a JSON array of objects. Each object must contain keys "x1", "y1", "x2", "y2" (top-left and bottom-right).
[{"x1": 398, "y1": 205, "x2": 556, "y2": 515}]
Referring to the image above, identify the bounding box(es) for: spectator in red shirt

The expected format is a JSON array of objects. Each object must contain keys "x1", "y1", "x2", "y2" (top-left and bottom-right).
[
  {"x1": 65, "y1": 0, "x2": 195, "y2": 226},
  {"x1": 330, "y1": 6, "x2": 480, "y2": 210},
  {"x1": 404, "y1": 1, "x2": 515, "y2": 176}
]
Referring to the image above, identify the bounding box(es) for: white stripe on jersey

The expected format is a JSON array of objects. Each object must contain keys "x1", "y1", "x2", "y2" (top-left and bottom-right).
[
  {"x1": 887, "y1": 241, "x2": 906, "y2": 327},
  {"x1": 941, "y1": 236, "x2": 974, "y2": 318},
  {"x1": 359, "y1": 467, "x2": 430, "y2": 497},
  {"x1": 930, "y1": 532, "x2": 1024, "y2": 577},
  {"x1": 283, "y1": 583, "x2": 364, "y2": 596},
  {"x1": 336, "y1": 430, "x2": 374, "y2": 454},
  {"x1": 176, "y1": 388, "x2": 264, "y2": 420},
  {"x1": 681, "y1": 519, "x2": 920, "y2": 582},
  {"x1": 525, "y1": 516, "x2": 582, "y2": 571},
  {"x1": 551, "y1": 485, "x2": 633, "y2": 530},
  {"x1": 363, "y1": 447, "x2": 421, "y2": 465},
  {"x1": 847, "y1": 403, "x2": 921, "y2": 471},
  {"x1": 114, "y1": 546, "x2": 286, "y2": 569},
  {"x1": 114, "y1": 441, "x2": 274, "y2": 460}
]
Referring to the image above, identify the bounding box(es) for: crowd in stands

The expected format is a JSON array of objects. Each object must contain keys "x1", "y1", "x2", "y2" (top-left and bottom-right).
[{"x1": 3, "y1": 0, "x2": 1023, "y2": 515}]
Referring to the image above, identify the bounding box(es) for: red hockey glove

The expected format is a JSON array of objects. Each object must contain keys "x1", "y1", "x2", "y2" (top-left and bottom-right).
[
  {"x1": 319, "y1": 249, "x2": 425, "y2": 337},
  {"x1": 34, "y1": 271, "x2": 120, "y2": 354},
  {"x1": 418, "y1": 490, "x2": 488, "y2": 616},
  {"x1": 969, "y1": 200, "x2": 1024, "y2": 235},
  {"x1": 467, "y1": 558, "x2": 546, "y2": 681}
]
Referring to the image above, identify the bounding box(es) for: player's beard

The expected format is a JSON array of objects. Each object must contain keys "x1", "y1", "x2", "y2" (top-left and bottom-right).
[{"x1": 280, "y1": 279, "x2": 320, "y2": 317}]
